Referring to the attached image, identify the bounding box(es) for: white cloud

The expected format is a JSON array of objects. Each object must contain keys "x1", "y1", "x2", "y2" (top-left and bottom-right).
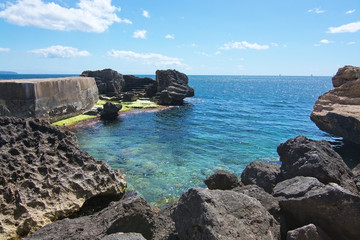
[
  {"x1": 347, "y1": 41, "x2": 356, "y2": 45},
  {"x1": 195, "y1": 51, "x2": 210, "y2": 57},
  {"x1": 107, "y1": 50, "x2": 186, "y2": 67},
  {"x1": 142, "y1": 10, "x2": 150, "y2": 18},
  {"x1": 30, "y1": 45, "x2": 91, "y2": 58},
  {"x1": 328, "y1": 21, "x2": 360, "y2": 33},
  {"x1": 220, "y1": 41, "x2": 269, "y2": 50},
  {"x1": 215, "y1": 51, "x2": 221, "y2": 55},
  {"x1": 346, "y1": 9, "x2": 356, "y2": 14},
  {"x1": 191, "y1": 43, "x2": 196, "y2": 47},
  {"x1": 0, "y1": 0, "x2": 132, "y2": 33},
  {"x1": 133, "y1": 30, "x2": 147, "y2": 39},
  {"x1": 271, "y1": 42, "x2": 279, "y2": 47},
  {"x1": 308, "y1": 8, "x2": 326, "y2": 14},
  {"x1": 0, "y1": 47, "x2": 10, "y2": 52},
  {"x1": 320, "y1": 39, "x2": 332, "y2": 44},
  {"x1": 165, "y1": 34, "x2": 175, "y2": 39}
]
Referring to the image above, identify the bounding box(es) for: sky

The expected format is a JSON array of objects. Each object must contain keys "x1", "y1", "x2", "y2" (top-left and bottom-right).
[{"x1": 0, "y1": 0, "x2": 359, "y2": 75}]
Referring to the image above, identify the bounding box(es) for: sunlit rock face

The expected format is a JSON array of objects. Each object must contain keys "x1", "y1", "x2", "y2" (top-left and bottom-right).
[
  {"x1": 0, "y1": 77, "x2": 98, "y2": 122},
  {"x1": 310, "y1": 65, "x2": 360, "y2": 145}
]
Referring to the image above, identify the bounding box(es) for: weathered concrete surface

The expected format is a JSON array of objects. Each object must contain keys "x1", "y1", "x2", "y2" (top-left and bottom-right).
[{"x1": 0, "y1": 77, "x2": 98, "y2": 122}]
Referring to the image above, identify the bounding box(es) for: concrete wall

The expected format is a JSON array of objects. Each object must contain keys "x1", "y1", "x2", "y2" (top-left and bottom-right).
[{"x1": 0, "y1": 77, "x2": 98, "y2": 122}]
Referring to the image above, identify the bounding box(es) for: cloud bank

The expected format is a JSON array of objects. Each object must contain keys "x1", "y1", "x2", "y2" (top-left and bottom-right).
[
  {"x1": 0, "y1": 0, "x2": 131, "y2": 33},
  {"x1": 30, "y1": 45, "x2": 91, "y2": 58},
  {"x1": 328, "y1": 21, "x2": 360, "y2": 33},
  {"x1": 220, "y1": 41, "x2": 269, "y2": 50},
  {"x1": 0, "y1": 47, "x2": 10, "y2": 52}
]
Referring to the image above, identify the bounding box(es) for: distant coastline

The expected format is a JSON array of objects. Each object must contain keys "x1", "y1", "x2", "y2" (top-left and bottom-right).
[{"x1": 0, "y1": 71, "x2": 18, "y2": 75}]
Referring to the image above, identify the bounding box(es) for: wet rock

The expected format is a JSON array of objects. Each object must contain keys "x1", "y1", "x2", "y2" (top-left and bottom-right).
[
  {"x1": 277, "y1": 136, "x2": 358, "y2": 193},
  {"x1": 81, "y1": 69, "x2": 125, "y2": 97},
  {"x1": 100, "y1": 102, "x2": 122, "y2": 120},
  {"x1": 156, "y1": 70, "x2": 194, "y2": 105},
  {"x1": 172, "y1": 187, "x2": 280, "y2": 240},
  {"x1": 204, "y1": 170, "x2": 242, "y2": 190},
  {"x1": 241, "y1": 161, "x2": 282, "y2": 193},
  {"x1": 278, "y1": 182, "x2": 360, "y2": 240},
  {"x1": 310, "y1": 66, "x2": 360, "y2": 144},
  {"x1": 287, "y1": 224, "x2": 331, "y2": 240},
  {"x1": 26, "y1": 196, "x2": 155, "y2": 240},
  {"x1": 0, "y1": 117, "x2": 126, "y2": 239}
]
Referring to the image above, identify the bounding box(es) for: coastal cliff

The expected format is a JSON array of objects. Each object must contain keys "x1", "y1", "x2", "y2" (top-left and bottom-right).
[
  {"x1": 0, "y1": 77, "x2": 98, "y2": 122},
  {"x1": 310, "y1": 65, "x2": 360, "y2": 145}
]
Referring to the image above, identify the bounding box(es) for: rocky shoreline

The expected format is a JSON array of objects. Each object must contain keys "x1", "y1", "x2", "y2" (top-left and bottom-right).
[{"x1": 1, "y1": 67, "x2": 360, "y2": 239}]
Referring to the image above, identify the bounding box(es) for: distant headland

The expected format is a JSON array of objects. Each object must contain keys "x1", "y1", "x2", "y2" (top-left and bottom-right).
[{"x1": 0, "y1": 71, "x2": 18, "y2": 74}]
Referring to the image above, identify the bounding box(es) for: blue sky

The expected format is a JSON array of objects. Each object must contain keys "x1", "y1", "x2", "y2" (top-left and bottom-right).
[{"x1": 0, "y1": 0, "x2": 359, "y2": 75}]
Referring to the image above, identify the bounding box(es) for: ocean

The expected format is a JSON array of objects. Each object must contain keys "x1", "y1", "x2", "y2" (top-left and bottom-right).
[{"x1": 1, "y1": 74, "x2": 354, "y2": 206}]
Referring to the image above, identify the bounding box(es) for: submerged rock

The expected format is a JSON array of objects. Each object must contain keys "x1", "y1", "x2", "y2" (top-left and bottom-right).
[
  {"x1": 0, "y1": 117, "x2": 126, "y2": 239},
  {"x1": 172, "y1": 187, "x2": 280, "y2": 240},
  {"x1": 310, "y1": 65, "x2": 360, "y2": 145}
]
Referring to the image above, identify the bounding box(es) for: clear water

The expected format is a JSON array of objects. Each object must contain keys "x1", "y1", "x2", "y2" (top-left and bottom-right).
[
  {"x1": 2, "y1": 74, "x2": 352, "y2": 205},
  {"x1": 72, "y1": 75, "x2": 339, "y2": 205}
]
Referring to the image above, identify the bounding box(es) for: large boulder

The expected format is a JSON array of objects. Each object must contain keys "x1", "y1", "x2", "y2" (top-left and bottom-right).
[
  {"x1": 310, "y1": 65, "x2": 360, "y2": 145},
  {"x1": 81, "y1": 69, "x2": 125, "y2": 97},
  {"x1": 100, "y1": 102, "x2": 122, "y2": 120},
  {"x1": 241, "y1": 161, "x2": 282, "y2": 193},
  {"x1": 353, "y1": 163, "x2": 360, "y2": 191},
  {"x1": 277, "y1": 136, "x2": 358, "y2": 193},
  {"x1": 25, "y1": 196, "x2": 155, "y2": 240},
  {"x1": 204, "y1": 170, "x2": 242, "y2": 190},
  {"x1": 156, "y1": 70, "x2": 194, "y2": 105},
  {"x1": 286, "y1": 224, "x2": 331, "y2": 240},
  {"x1": 172, "y1": 188, "x2": 280, "y2": 240},
  {"x1": 274, "y1": 179, "x2": 360, "y2": 240},
  {"x1": 0, "y1": 117, "x2": 126, "y2": 239}
]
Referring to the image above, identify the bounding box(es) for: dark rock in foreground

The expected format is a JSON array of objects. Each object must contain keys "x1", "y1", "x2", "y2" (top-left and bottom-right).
[
  {"x1": 25, "y1": 196, "x2": 155, "y2": 240},
  {"x1": 287, "y1": 224, "x2": 331, "y2": 240},
  {"x1": 277, "y1": 135, "x2": 358, "y2": 193},
  {"x1": 204, "y1": 170, "x2": 242, "y2": 190},
  {"x1": 0, "y1": 117, "x2": 126, "y2": 239},
  {"x1": 172, "y1": 188, "x2": 280, "y2": 240},
  {"x1": 100, "y1": 102, "x2": 122, "y2": 120},
  {"x1": 310, "y1": 65, "x2": 360, "y2": 145},
  {"x1": 241, "y1": 161, "x2": 282, "y2": 193}
]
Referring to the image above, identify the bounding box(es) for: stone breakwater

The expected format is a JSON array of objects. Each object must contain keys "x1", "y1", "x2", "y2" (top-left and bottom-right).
[
  {"x1": 0, "y1": 117, "x2": 126, "y2": 239},
  {"x1": 311, "y1": 65, "x2": 360, "y2": 145},
  {"x1": 0, "y1": 77, "x2": 99, "y2": 122},
  {"x1": 19, "y1": 134, "x2": 360, "y2": 240}
]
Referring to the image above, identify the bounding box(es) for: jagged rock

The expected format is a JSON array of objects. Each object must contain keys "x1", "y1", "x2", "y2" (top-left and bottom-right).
[
  {"x1": 81, "y1": 69, "x2": 125, "y2": 97},
  {"x1": 277, "y1": 182, "x2": 360, "y2": 240},
  {"x1": 101, "y1": 233, "x2": 146, "y2": 240},
  {"x1": 122, "y1": 92, "x2": 139, "y2": 102},
  {"x1": 287, "y1": 224, "x2": 331, "y2": 240},
  {"x1": 25, "y1": 196, "x2": 155, "y2": 240},
  {"x1": 310, "y1": 66, "x2": 360, "y2": 145},
  {"x1": 233, "y1": 185, "x2": 281, "y2": 222},
  {"x1": 332, "y1": 65, "x2": 360, "y2": 88},
  {"x1": 273, "y1": 177, "x2": 325, "y2": 199},
  {"x1": 241, "y1": 161, "x2": 282, "y2": 193},
  {"x1": 156, "y1": 70, "x2": 194, "y2": 105},
  {"x1": 172, "y1": 188, "x2": 280, "y2": 240},
  {"x1": 277, "y1": 136, "x2": 358, "y2": 193},
  {"x1": 100, "y1": 102, "x2": 122, "y2": 120},
  {"x1": 353, "y1": 163, "x2": 360, "y2": 192},
  {"x1": 123, "y1": 75, "x2": 156, "y2": 94},
  {"x1": 152, "y1": 202, "x2": 179, "y2": 240},
  {"x1": 0, "y1": 117, "x2": 126, "y2": 239},
  {"x1": 204, "y1": 170, "x2": 242, "y2": 190}
]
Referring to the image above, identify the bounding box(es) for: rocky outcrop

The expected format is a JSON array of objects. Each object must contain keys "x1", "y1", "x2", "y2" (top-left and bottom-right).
[
  {"x1": 204, "y1": 170, "x2": 242, "y2": 190},
  {"x1": 100, "y1": 102, "x2": 122, "y2": 120},
  {"x1": 156, "y1": 70, "x2": 194, "y2": 105},
  {"x1": 277, "y1": 135, "x2": 358, "y2": 193},
  {"x1": 172, "y1": 188, "x2": 280, "y2": 240},
  {"x1": 310, "y1": 65, "x2": 360, "y2": 145},
  {"x1": 25, "y1": 196, "x2": 155, "y2": 240},
  {"x1": 0, "y1": 77, "x2": 98, "y2": 122},
  {"x1": 0, "y1": 117, "x2": 126, "y2": 239},
  {"x1": 81, "y1": 69, "x2": 125, "y2": 97},
  {"x1": 241, "y1": 161, "x2": 282, "y2": 193},
  {"x1": 286, "y1": 224, "x2": 331, "y2": 240}
]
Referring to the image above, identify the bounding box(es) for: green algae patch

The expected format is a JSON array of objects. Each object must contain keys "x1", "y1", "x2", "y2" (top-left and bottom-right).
[
  {"x1": 121, "y1": 99, "x2": 159, "y2": 111},
  {"x1": 52, "y1": 114, "x2": 97, "y2": 127}
]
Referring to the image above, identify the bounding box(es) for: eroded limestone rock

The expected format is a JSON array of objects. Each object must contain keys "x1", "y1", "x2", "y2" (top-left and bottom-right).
[{"x1": 0, "y1": 117, "x2": 126, "y2": 239}]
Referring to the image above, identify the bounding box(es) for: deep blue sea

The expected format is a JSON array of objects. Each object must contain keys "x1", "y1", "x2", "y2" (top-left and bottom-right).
[{"x1": 2, "y1": 74, "x2": 356, "y2": 206}]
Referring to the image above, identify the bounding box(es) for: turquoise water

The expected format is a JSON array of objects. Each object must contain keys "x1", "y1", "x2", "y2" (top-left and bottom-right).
[
  {"x1": 72, "y1": 75, "x2": 339, "y2": 205},
  {"x1": 2, "y1": 74, "x2": 349, "y2": 205}
]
